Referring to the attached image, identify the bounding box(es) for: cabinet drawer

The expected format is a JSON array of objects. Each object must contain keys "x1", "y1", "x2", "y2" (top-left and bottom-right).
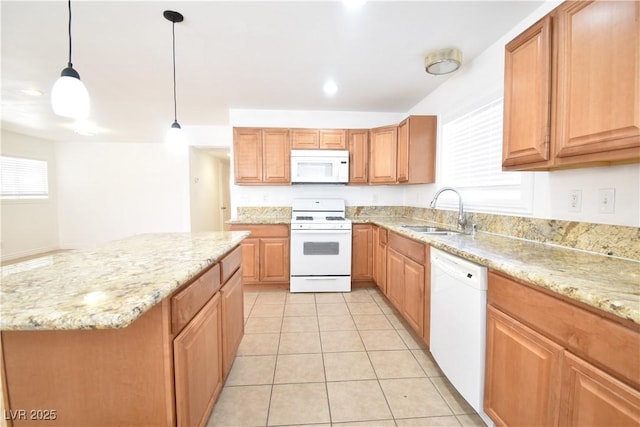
[
  {"x1": 172, "y1": 264, "x2": 221, "y2": 334},
  {"x1": 220, "y1": 245, "x2": 242, "y2": 284},
  {"x1": 229, "y1": 224, "x2": 289, "y2": 238},
  {"x1": 388, "y1": 232, "x2": 425, "y2": 264}
]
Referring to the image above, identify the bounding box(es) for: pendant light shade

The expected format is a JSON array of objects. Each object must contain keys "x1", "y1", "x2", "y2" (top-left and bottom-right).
[
  {"x1": 52, "y1": 0, "x2": 90, "y2": 119},
  {"x1": 164, "y1": 10, "x2": 185, "y2": 146}
]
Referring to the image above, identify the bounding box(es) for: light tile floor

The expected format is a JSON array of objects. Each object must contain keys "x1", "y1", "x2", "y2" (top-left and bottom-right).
[{"x1": 207, "y1": 286, "x2": 486, "y2": 427}]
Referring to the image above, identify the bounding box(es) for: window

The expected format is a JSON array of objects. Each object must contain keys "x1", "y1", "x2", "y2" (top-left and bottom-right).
[
  {"x1": 439, "y1": 98, "x2": 532, "y2": 214},
  {"x1": 1, "y1": 156, "x2": 49, "y2": 199}
]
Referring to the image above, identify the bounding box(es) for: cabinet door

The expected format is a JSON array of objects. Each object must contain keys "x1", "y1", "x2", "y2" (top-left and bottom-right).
[
  {"x1": 174, "y1": 293, "x2": 222, "y2": 427},
  {"x1": 320, "y1": 129, "x2": 347, "y2": 149},
  {"x1": 240, "y1": 238, "x2": 260, "y2": 284},
  {"x1": 502, "y1": 15, "x2": 552, "y2": 169},
  {"x1": 233, "y1": 128, "x2": 263, "y2": 183},
  {"x1": 560, "y1": 351, "x2": 640, "y2": 426},
  {"x1": 402, "y1": 257, "x2": 424, "y2": 336},
  {"x1": 263, "y1": 129, "x2": 290, "y2": 183},
  {"x1": 221, "y1": 270, "x2": 244, "y2": 380},
  {"x1": 291, "y1": 129, "x2": 319, "y2": 149},
  {"x1": 348, "y1": 130, "x2": 369, "y2": 184},
  {"x1": 554, "y1": 0, "x2": 640, "y2": 165},
  {"x1": 397, "y1": 119, "x2": 409, "y2": 182},
  {"x1": 421, "y1": 245, "x2": 431, "y2": 346},
  {"x1": 386, "y1": 248, "x2": 405, "y2": 310},
  {"x1": 369, "y1": 125, "x2": 398, "y2": 184},
  {"x1": 260, "y1": 237, "x2": 290, "y2": 282},
  {"x1": 484, "y1": 305, "x2": 563, "y2": 427},
  {"x1": 352, "y1": 224, "x2": 373, "y2": 281}
]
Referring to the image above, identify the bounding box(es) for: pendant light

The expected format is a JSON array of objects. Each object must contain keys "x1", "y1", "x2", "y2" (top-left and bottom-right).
[
  {"x1": 164, "y1": 10, "x2": 186, "y2": 146},
  {"x1": 51, "y1": 0, "x2": 90, "y2": 119}
]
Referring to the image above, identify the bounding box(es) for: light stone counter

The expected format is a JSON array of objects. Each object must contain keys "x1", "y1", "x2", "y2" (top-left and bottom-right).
[
  {"x1": 367, "y1": 217, "x2": 640, "y2": 325},
  {"x1": 0, "y1": 231, "x2": 250, "y2": 331}
]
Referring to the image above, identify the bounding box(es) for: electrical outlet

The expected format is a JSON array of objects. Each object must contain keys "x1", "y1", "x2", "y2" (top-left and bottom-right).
[
  {"x1": 598, "y1": 188, "x2": 615, "y2": 214},
  {"x1": 568, "y1": 190, "x2": 582, "y2": 212}
]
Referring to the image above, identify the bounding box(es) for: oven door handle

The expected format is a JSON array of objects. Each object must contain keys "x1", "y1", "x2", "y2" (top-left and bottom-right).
[
  {"x1": 290, "y1": 229, "x2": 352, "y2": 234},
  {"x1": 303, "y1": 277, "x2": 339, "y2": 281}
]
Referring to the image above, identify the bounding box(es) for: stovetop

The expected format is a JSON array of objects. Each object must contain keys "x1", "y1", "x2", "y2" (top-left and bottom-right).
[{"x1": 290, "y1": 198, "x2": 351, "y2": 229}]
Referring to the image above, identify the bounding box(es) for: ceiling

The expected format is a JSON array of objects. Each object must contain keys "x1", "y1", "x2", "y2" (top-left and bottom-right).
[{"x1": 1, "y1": 0, "x2": 543, "y2": 144}]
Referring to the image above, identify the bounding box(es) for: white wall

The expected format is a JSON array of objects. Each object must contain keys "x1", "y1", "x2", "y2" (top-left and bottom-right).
[
  {"x1": 407, "y1": 0, "x2": 639, "y2": 227},
  {"x1": 229, "y1": 109, "x2": 406, "y2": 215},
  {"x1": 1, "y1": 130, "x2": 59, "y2": 261},
  {"x1": 56, "y1": 142, "x2": 191, "y2": 249}
]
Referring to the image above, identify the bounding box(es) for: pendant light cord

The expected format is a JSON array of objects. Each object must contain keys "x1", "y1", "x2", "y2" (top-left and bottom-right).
[
  {"x1": 172, "y1": 21, "x2": 178, "y2": 123},
  {"x1": 67, "y1": 0, "x2": 73, "y2": 68}
]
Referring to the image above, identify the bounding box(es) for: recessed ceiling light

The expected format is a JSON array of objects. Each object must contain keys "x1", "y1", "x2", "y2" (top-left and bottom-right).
[
  {"x1": 21, "y1": 89, "x2": 43, "y2": 97},
  {"x1": 323, "y1": 80, "x2": 338, "y2": 96}
]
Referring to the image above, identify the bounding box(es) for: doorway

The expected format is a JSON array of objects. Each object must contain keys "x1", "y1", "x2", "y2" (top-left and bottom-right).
[{"x1": 189, "y1": 147, "x2": 231, "y2": 232}]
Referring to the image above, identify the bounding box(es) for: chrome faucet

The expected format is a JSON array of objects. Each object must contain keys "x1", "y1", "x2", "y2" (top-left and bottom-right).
[{"x1": 429, "y1": 187, "x2": 467, "y2": 230}]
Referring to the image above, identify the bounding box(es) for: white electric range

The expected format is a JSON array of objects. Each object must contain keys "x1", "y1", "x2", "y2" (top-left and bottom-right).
[{"x1": 289, "y1": 198, "x2": 352, "y2": 292}]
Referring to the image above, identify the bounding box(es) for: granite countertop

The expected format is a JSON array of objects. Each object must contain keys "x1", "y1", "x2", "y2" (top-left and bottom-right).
[
  {"x1": 367, "y1": 217, "x2": 640, "y2": 325},
  {"x1": 0, "y1": 231, "x2": 250, "y2": 331}
]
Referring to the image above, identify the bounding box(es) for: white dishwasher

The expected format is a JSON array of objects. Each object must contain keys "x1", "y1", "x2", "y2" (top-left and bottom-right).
[{"x1": 430, "y1": 247, "x2": 491, "y2": 426}]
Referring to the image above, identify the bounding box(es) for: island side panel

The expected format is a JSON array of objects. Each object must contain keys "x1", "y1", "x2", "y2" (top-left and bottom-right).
[{"x1": 1, "y1": 299, "x2": 175, "y2": 427}]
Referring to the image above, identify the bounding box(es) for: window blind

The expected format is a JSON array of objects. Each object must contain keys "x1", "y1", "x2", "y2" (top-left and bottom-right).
[
  {"x1": 1, "y1": 156, "x2": 49, "y2": 199},
  {"x1": 440, "y1": 98, "x2": 532, "y2": 214}
]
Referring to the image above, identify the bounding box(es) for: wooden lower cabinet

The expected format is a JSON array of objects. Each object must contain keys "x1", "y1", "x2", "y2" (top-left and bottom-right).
[
  {"x1": 352, "y1": 224, "x2": 373, "y2": 281},
  {"x1": 486, "y1": 270, "x2": 640, "y2": 426},
  {"x1": 1, "y1": 249, "x2": 246, "y2": 427},
  {"x1": 402, "y1": 256, "x2": 425, "y2": 335},
  {"x1": 560, "y1": 352, "x2": 640, "y2": 426},
  {"x1": 386, "y1": 247, "x2": 405, "y2": 310},
  {"x1": 221, "y1": 269, "x2": 244, "y2": 379},
  {"x1": 174, "y1": 293, "x2": 223, "y2": 427},
  {"x1": 385, "y1": 232, "x2": 427, "y2": 340},
  {"x1": 484, "y1": 305, "x2": 564, "y2": 426},
  {"x1": 229, "y1": 225, "x2": 290, "y2": 286},
  {"x1": 372, "y1": 226, "x2": 387, "y2": 294}
]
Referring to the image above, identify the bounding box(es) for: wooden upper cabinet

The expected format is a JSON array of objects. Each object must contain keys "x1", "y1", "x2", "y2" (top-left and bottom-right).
[
  {"x1": 348, "y1": 129, "x2": 369, "y2": 184},
  {"x1": 503, "y1": 0, "x2": 640, "y2": 170},
  {"x1": 291, "y1": 129, "x2": 347, "y2": 149},
  {"x1": 320, "y1": 129, "x2": 347, "y2": 149},
  {"x1": 233, "y1": 128, "x2": 263, "y2": 183},
  {"x1": 291, "y1": 129, "x2": 320, "y2": 149},
  {"x1": 233, "y1": 128, "x2": 290, "y2": 184},
  {"x1": 503, "y1": 15, "x2": 553, "y2": 169},
  {"x1": 397, "y1": 115, "x2": 437, "y2": 184},
  {"x1": 262, "y1": 129, "x2": 290, "y2": 183},
  {"x1": 553, "y1": 0, "x2": 640, "y2": 166},
  {"x1": 369, "y1": 125, "x2": 398, "y2": 184}
]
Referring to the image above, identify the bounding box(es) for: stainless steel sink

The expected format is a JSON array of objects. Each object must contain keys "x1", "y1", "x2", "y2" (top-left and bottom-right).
[{"x1": 401, "y1": 225, "x2": 459, "y2": 235}]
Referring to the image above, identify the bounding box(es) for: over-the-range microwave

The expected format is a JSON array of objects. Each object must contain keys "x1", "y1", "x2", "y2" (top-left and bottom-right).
[{"x1": 290, "y1": 150, "x2": 349, "y2": 184}]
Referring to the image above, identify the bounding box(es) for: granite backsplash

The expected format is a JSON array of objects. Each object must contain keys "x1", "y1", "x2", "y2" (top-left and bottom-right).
[{"x1": 236, "y1": 206, "x2": 639, "y2": 261}]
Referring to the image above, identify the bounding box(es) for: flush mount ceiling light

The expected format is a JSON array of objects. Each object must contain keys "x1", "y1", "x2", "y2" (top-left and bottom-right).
[
  {"x1": 424, "y1": 48, "x2": 463, "y2": 75},
  {"x1": 164, "y1": 10, "x2": 186, "y2": 146},
  {"x1": 51, "y1": 0, "x2": 90, "y2": 119}
]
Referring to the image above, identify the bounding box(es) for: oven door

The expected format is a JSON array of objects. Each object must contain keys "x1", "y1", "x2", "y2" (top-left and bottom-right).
[{"x1": 290, "y1": 229, "x2": 352, "y2": 276}]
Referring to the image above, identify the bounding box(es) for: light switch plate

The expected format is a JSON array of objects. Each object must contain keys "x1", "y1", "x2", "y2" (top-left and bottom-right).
[{"x1": 598, "y1": 188, "x2": 615, "y2": 214}]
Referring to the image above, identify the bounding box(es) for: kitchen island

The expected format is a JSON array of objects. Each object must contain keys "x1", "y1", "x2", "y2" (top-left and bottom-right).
[{"x1": 1, "y1": 231, "x2": 249, "y2": 427}]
